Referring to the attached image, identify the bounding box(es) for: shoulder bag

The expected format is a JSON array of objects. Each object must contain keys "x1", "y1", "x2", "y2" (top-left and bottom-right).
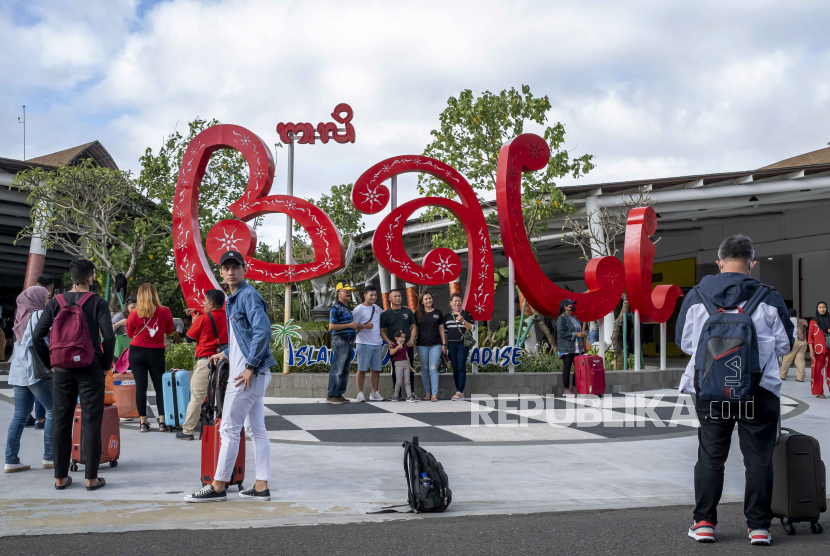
[
  {"x1": 26, "y1": 315, "x2": 52, "y2": 381},
  {"x1": 207, "y1": 312, "x2": 229, "y2": 353}
]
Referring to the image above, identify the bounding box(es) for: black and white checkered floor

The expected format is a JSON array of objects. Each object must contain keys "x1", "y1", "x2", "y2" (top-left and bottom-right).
[{"x1": 0, "y1": 376, "x2": 804, "y2": 445}]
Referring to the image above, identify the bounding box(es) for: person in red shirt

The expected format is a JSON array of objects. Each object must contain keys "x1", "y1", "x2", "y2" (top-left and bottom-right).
[
  {"x1": 126, "y1": 283, "x2": 174, "y2": 432},
  {"x1": 177, "y1": 289, "x2": 228, "y2": 440},
  {"x1": 808, "y1": 301, "x2": 830, "y2": 398}
]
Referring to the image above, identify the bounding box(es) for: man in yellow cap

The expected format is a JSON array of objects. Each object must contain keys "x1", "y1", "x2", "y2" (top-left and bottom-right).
[{"x1": 327, "y1": 283, "x2": 371, "y2": 403}]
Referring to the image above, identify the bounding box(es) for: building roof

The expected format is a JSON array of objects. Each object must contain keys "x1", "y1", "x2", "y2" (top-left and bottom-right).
[
  {"x1": 26, "y1": 141, "x2": 119, "y2": 170},
  {"x1": 759, "y1": 146, "x2": 830, "y2": 170},
  {"x1": 558, "y1": 161, "x2": 830, "y2": 198},
  {"x1": 0, "y1": 156, "x2": 58, "y2": 174}
]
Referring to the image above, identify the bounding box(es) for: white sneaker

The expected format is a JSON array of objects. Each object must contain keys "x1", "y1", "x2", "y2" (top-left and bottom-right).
[
  {"x1": 356, "y1": 392, "x2": 366, "y2": 403},
  {"x1": 42, "y1": 460, "x2": 54, "y2": 469},
  {"x1": 748, "y1": 528, "x2": 771, "y2": 545},
  {"x1": 369, "y1": 391, "x2": 384, "y2": 401},
  {"x1": 120, "y1": 418, "x2": 133, "y2": 422},
  {"x1": 4, "y1": 463, "x2": 30, "y2": 473}
]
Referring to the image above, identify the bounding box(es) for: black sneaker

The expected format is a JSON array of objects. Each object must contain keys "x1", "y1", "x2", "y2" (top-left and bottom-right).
[
  {"x1": 34, "y1": 420, "x2": 45, "y2": 430},
  {"x1": 176, "y1": 432, "x2": 194, "y2": 441},
  {"x1": 25, "y1": 415, "x2": 36, "y2": 428},
  {"x1": 158, "y1": 422, "x2": 169, "y2": 432},
  {"x1": 184, "y1": 484, "x2": 227, "y2": 503},
  {"x1": 239, "y1": 486, "x2": 271, "y2": 501}
]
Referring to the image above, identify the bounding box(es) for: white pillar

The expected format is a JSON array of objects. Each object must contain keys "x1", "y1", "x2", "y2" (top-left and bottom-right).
[
  {"x1": 598, "y1": 319, "x2": 606, "y2": 360},
  {"x1": 660, "y1": 321, "x2": 667, "y2": 370},
  {"x1": 283, "y1": 139, "x2": 295, "y2": 374},
  {"x1": 634, "y1": 310, "x2": 641, "y2": 371},
  {"x1": 508, "y1": 257, "x2": 515, "y2": 374}
]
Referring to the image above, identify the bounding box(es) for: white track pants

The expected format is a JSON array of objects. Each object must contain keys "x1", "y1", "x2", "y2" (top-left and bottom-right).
[{"x1": 215, "y1": 370, "x2": 272, "y2": 482}]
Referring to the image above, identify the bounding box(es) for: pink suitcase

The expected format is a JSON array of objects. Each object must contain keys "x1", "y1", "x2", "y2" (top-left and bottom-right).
[{"x1": 574, "y1": 355, "x2": 606, "y2": 395}]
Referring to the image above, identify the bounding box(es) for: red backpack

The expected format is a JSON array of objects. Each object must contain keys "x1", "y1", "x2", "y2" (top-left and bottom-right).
[{"x1": 49, "y1": 292, "x2": 96, "y2": 369}]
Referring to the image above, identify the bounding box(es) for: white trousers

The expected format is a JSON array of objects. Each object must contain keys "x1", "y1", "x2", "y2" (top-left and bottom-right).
[{"x1": 215, "y1": 369, "x2": 272, "y2": 482}]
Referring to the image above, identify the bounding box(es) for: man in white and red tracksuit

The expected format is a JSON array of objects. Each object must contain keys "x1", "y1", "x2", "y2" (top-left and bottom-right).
[{"x1": 676, "y1": 234, "x2": 793, "y2": 546}]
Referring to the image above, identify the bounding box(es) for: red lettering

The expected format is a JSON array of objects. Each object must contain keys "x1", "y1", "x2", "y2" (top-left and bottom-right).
[
  {"x1": 351, "y1": 156, "x2": 494, "y2": 320},
  {"x1": 623, "y1": 207, "x2": 683, "y2": 322},
  {"x1": 495, "y1": 133, "x2": 625, "y2": 322},
  {"x1": 173, "y1": 125, "x2": 344, "y2": 311}
]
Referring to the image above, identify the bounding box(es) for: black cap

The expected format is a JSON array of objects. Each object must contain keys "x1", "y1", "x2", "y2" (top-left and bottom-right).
[
  {"x1": 219, "y1": 251, "x2": 246, "y2": 267},
  {"x1": 560, "y1": 299, "x2": 577, "y2": 309}
]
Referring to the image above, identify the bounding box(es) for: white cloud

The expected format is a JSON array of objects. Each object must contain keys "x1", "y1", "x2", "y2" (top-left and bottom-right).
[{"x1": 2, "y1": 0, "x2": 830, "y2": 250}]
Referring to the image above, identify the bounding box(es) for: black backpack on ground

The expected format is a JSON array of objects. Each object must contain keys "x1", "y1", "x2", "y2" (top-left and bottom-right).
[{"x1": 403, "y1": 437, "x2": 452, "y2": 513}]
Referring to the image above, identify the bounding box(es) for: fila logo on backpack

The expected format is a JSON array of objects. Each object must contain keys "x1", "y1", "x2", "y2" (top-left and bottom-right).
[
  {"x1": 49, "y1": 293, "x2": 96, "y2": 369},
  {"x1": 693, "y1": 284, "x2": 770, "y2": 402}
]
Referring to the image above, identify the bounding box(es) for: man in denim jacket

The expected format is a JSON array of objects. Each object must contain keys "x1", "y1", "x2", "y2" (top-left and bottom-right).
[{"x1": 185, "y1": 251, "x2": 276, "y2": 503}]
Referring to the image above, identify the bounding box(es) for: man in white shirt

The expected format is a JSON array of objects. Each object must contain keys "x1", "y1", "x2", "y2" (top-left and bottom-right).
[{"x1": 352, "y1": 285, "x2": 384, "y2": 402}]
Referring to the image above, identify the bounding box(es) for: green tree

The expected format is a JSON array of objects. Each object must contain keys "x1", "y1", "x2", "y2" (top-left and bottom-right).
[
  {"x1": 419, "y1": 85, "x2": 595, "y2": 249},
  {"x1": 14, "y1": 160, "x2": 168, "y2": 284}
]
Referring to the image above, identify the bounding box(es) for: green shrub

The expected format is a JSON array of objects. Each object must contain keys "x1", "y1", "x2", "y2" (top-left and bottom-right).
[{"x1": 165, "y1": 342, "x2": 196, "y2": 370}]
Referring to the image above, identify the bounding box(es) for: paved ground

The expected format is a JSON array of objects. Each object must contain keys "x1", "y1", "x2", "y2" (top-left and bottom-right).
[
  {"x1": 2, "y1": 374, "x2": 805, "y2": 444},
  {"x1": 1, "y1": 502, "x2": 827, "y2": 556},
  {"x1": 0, "y1": 376, "x2": 827, "y2": 539}
]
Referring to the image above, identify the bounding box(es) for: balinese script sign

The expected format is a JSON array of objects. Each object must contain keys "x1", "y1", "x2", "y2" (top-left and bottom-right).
[{"x1": 172, "y1": 113, "x2": 682, "y2": 323}]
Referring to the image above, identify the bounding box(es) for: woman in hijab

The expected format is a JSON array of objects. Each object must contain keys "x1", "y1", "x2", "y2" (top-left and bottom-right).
[
  {"x1": 808, "y1": 301, "x2": 830, "y2": 399},
  {"x1": 4, "y1": 286, "x2": 53, "y2": 473}
]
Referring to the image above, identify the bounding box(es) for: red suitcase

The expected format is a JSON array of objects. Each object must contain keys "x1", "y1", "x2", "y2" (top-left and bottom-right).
[
  {"x1": 70, "y1": 404, "x2": 120, "y2": 471},
  {"x1": 200, "y1": 418, "x2": 245, "y2": 490},
  {"x1": 574, "y1": 355, "x2": 606, "y2": 396}
]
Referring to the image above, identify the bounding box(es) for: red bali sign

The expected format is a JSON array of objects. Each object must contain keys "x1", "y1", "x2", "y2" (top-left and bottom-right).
[{"x1": 173, "y1": 118, "x2": 683, "y2": 322}]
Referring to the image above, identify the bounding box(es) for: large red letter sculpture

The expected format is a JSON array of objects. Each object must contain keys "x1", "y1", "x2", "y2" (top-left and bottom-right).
[
  {"x1": 623, "y1": 207, "x2": 683, "y2": 322},
  {"x1": 351, "y1": 156, "x2": 494, "y2": 320},
  {"x1": 495, "y1": 134, "x2": 625, "y2": 322},
  {"x1": 173, "y1": 125, "x2": 344, "y2": 311}
]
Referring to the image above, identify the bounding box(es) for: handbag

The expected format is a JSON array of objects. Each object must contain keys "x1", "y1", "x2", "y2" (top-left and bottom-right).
[
  {"x1": 29, "y1": 345, "x2": 52, "y2": 381},
  {"x1": 114, "y1": 348, "x2": 130, "y2": 373},
  {"x1": 462, "y1": 328, "x2": 476, "y2": 349},
  {"x1": 26, "y1": 317, "x2": 52, "y2": 381},
  {"x1": 437, "y1": 352, "x2": 448, "y2": 374}
]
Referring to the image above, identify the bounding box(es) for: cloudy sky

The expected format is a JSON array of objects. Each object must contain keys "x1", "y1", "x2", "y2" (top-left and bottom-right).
[{"x1": 2, "y1": 0, "x2": 829, "y2": 245}]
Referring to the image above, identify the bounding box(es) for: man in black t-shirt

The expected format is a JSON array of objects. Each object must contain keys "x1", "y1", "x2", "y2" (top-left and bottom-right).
[
  {"x1": 33, "y1": 259, "x2": 114, "y2": 491},
  {"x1": 379, "y1": 290, "x2": 416, "y2": 393}
]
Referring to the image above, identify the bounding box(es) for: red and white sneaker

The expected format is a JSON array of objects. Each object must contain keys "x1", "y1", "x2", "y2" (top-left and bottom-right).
[
  {"x1": 688, "y1": 521, "x2": 716, "y2": 542},
  {"x1": 748, "y1": 528, "x2": 771, "y2": 545}
]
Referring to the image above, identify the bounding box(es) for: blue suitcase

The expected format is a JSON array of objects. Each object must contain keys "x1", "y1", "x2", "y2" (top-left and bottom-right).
[{"x1": 162, "y1": 369, "x2": 191, "y2": 431}]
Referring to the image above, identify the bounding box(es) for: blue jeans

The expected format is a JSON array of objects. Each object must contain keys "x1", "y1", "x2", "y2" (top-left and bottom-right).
[
  {"x1": 5, "y1": 382, "x2": 53, "y2": 464},
  {"x1": 328, "y1": 335, "x2": 353, "y2": 398},
  {"x1": 447, "y1": 342, "x2": 469, "y2": 393},
  {"x1": 417, "y1": 344, "x2": 443, "y2": 396}
]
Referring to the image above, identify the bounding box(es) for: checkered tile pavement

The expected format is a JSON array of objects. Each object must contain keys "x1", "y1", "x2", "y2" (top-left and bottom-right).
[{"x1": 0, "y1": 377, "x2": 803, "y2": 445}]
